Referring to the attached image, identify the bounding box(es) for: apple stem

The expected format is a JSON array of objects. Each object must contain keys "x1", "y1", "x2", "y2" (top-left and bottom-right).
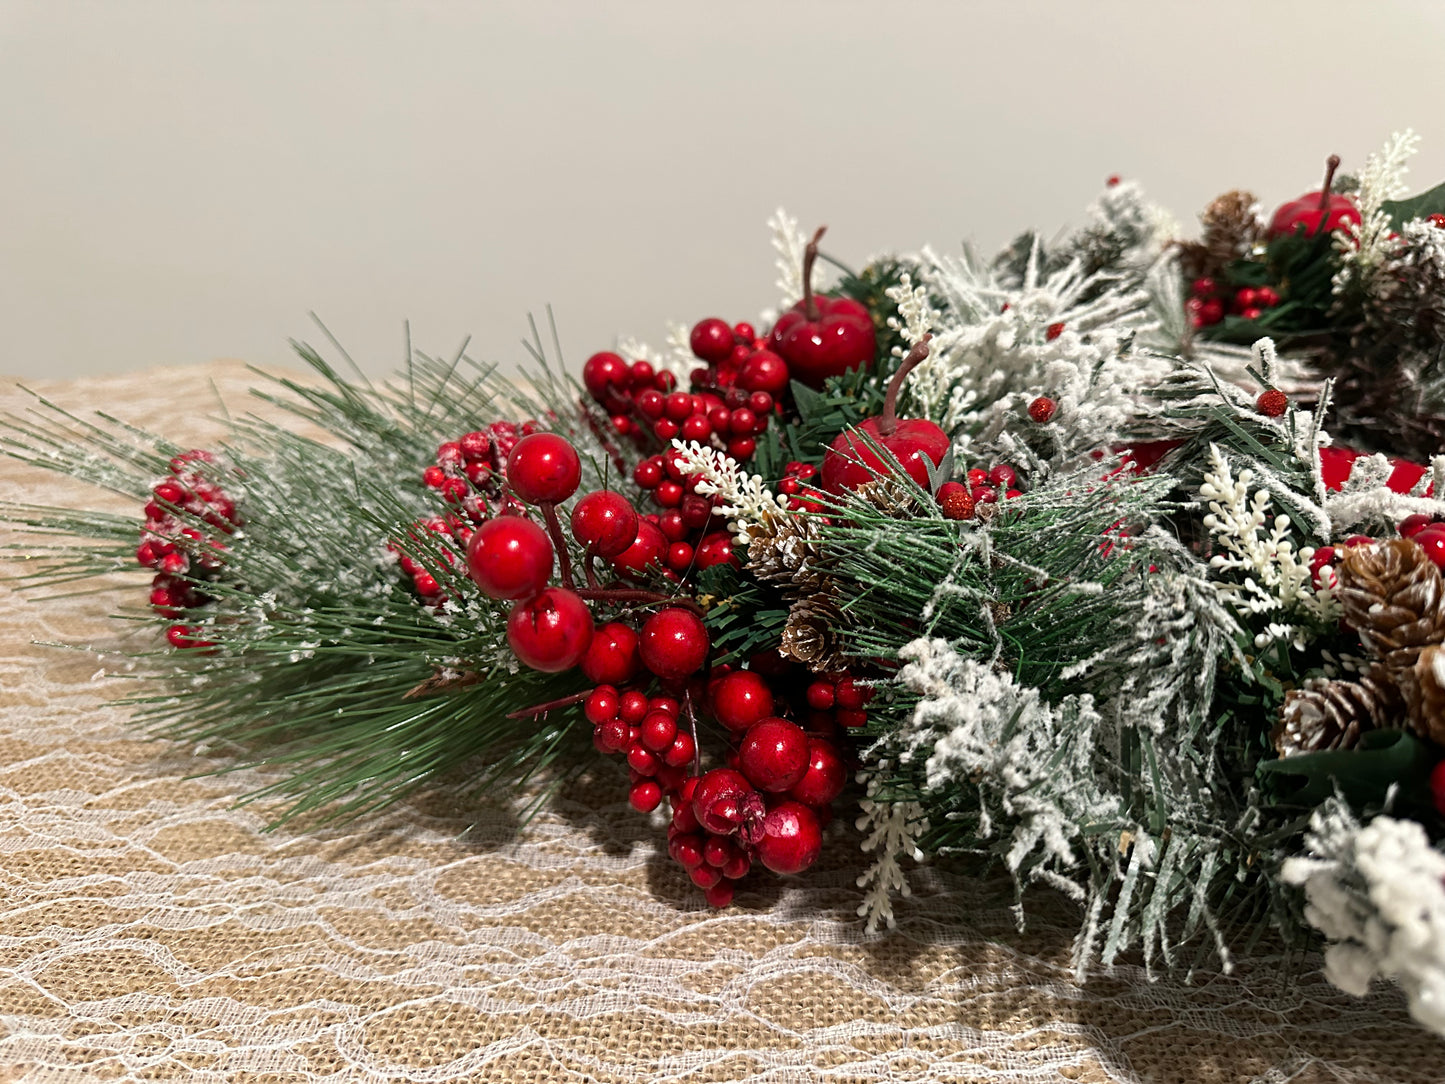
[
  {"x1": 1318, "y1": 154, "x2": 1341, "y2": 216},
  {"x1": 801, "y1": 226, "x2": 827, "y2": 320},
  {"x1": 878, "y1": 334, "x2": 933, "y2": 437}
]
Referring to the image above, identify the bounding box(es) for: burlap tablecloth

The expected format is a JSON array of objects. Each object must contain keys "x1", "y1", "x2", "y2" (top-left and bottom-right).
[{"x1": 0, "y1": 361, "x2": 1439, "y2": 1083}]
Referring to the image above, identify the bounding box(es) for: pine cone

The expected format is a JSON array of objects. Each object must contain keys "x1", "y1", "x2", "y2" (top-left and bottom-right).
[
  {"x1": 1411, "y1": 644, "x2": 1445, "y2": 745},
  {"x1": 779, "y1": 595, "x2": 849, "y2": 672},
  {"x1": 1200, "y1": 190, "x2": 1261, "y2": 266},
  {"x1": 1275, "y1": 665, "x2": 1404, "y2": 756},
  {"x1": 1336, "y1": 540, "x2": 1445, "y2": 672},
  {"x1": 746, "y1": 513, "x2": 829, "y2": 594},
  {"x1": 854, "y1": 477, "x2": 921, "y2": 519}
]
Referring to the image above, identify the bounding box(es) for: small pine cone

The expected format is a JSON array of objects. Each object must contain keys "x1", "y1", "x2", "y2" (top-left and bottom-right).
[
  {"x1": 1275, "y1": 665, "x2": 1404, "y2": 757},
  {"x1": 1200, "y1": 189, "x2": 1262, "y2": 266},
  {"x1": 746, "y1": 513, "x2": 828, "y2": 591},
  {"x1": 855, "y1": 477, "x2": 921, "y2": 518},
  {"x1": 1409, "y1": 644, "x2": 1445, "y2": 745},
  {"x1": 1336, "y1": 539, "x2": 1445, "y2": 671},
  {"x1": 779, "y1": 594, "x2": 849, "y2": 672}
]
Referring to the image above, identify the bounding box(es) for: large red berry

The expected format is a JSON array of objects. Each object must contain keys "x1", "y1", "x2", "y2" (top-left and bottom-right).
[
  {"x1": 695, "y1": 531, "x2": 739, "y2": 570},
  {"x1": 639, "y1": 607, "x2": 709, "y2": 681},
  {"x1": 754, "y1": 801, "x2": 823, "y2": 875},
  {"x1": 737, "y1": 350, "x2": 791, "y2": 396},
  {"x1": 690, "y1": 768, "x2": 756, "y2": 835},
  {"x1": 507, "y1": 433, "x2": 581, "y2": 505},
  {"x1": 581, "y1": 621, "x2": 641, "y2": 685},
  {"x1": 710, "y1": 670, "x2": 775, "y2": 733},
  {"x1": 582, "y1": 351, "x2": 631, "y2": 405},
  {"x1": 612, "y1": 519, "x2": 668, "y2": 578},
  {"x1": 738, "y1": 718, "x2": 810, "y2": 793},
  {"x1": 571, "y1": 490, "x2": 639, "y2": 558},
  {"x1": 506, "y1": 587, "x2": 594, "y2": 672},
  {"x1": 788, "y1": 738, "x2": 846, "y2": 806},
  {"x1": 690, "y1": 318, "x2": 736, "y2": 363},
  {"x1": 466, "y1": 515, "x2": 554, "y2": 600}
]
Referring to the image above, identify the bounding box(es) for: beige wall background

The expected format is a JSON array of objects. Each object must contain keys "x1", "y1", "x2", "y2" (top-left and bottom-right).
[{"x1": 3, "y1": 0, "x2": 1444, "y2": 381}]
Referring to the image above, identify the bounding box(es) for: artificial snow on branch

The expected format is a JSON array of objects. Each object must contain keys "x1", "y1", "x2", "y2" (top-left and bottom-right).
[{"x1": 1283, "y1": 798, "x2": 1445, "y2": 1036}]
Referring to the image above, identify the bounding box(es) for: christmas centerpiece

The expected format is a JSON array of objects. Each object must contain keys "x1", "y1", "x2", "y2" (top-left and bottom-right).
[{"x1": 6, "y1": 132, "x2": 1445, "y2": 1035}]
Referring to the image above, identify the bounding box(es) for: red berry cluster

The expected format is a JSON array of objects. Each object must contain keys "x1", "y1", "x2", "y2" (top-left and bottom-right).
[
  {"x1": 1398, "y1": 514, "x2": 1445, "y2": 571},
  {"x1": 777, "y1": 461, "x2": 828, "y2": 515},
  {"x1": 388, "y1": 514, "x2": 472, "y2": 603},
  {"x1": 1186, "y1": 277, "x2": 1282, "y2": 329},
  {"x1": 964, "y1": 463, "x2": 1024, "y2": 507},
  {"x1": 582, "y1": 333, "x2": 779, "y2": 464},
  {"x1": 629, "y1": 447, "x2": 741, "y2": 578},
  {"x1": 422, "y1": 421, "x2": 540, "y2": 516},
  {"x1": 136, "y1": 450, "x2": 240, "y2": 650}
]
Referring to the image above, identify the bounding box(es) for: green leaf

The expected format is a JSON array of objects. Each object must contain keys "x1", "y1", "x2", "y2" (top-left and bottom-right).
[
  {"x1": 1258, "y1": 729, "x2": 1438, "y2": 820},
  {"x1": 1383, "y1": 179, "x2": 1445, "y2": 230}
]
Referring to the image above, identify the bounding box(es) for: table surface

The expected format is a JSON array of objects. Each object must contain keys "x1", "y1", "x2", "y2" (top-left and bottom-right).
[{"x1": 0, "y1": 361, "x2": 1438, "y2": 1083}]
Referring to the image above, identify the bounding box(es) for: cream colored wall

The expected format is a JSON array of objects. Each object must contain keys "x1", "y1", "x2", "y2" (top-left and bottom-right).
[{"x1": 3, "y1": 0, "x2": 1444, "y2": 381}]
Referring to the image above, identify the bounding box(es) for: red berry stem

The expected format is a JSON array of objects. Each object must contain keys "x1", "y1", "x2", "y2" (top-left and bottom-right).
[
  {"x1": 573, "y1": 587, "x2": 706, "y2": 617},
  {"x1": 801, "y1": 225, "x2": 827, "y2": 321},
  {"x1": 582, "y1": 552, "x2": 601, "y2": 589},
  {"x1": 877, "y1": 334, "x2": 933, "y2": 437},
  {"x1": 683, "y1": 688, "x2": 702, "y2": 777},
  {"x1": 1318, "y1": 154, "x2": 1341, "y2": 217},
  {"x1": 504, "y1": 688, "x2": 592, "y2": 720},
  {"x1": 540, "y1": 501, "x2": 575, "y2": 589}
]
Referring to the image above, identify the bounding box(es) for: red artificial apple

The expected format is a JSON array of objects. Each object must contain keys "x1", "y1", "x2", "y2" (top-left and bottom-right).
[
  {"x1": 821, "y1": 335, "x2": 950, "y2": 493},
  {"x1": 1268, "y1": 154, "x2": 1361, "y2": 239},
  {"x1": 768, "y1": 226, "x2": 876, "y2": 388}
]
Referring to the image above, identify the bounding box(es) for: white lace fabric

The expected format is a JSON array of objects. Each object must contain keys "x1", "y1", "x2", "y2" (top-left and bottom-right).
[{"x1": 0, "y1": 362, "x2": 1437, "y2": 1082}]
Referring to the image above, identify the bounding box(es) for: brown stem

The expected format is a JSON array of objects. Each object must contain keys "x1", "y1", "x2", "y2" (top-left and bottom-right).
[
  {"x1": 878, "y1": 334, "x2": 933, "y2": 437},
  {"x1": 583, "y1": 552, "x2": 600, "y2": 589},
  {"x1": 403, "y1": 668, "x2": 483, "y2": 700},
  {"x1": 802, "y1": 226, "x2": 827, "y2": 320},
  {"x1": 573, "y1": 587, "x2": 706, "y2": 616},
  {"x1": 1318, "y1": 154, "x2": 1341, "y2": 215},
  {"x1": 540, "y1": 501, "x2": 573, "y2": 590},
  {"x1": 505, "y1": 689, "x2": 591, "y2": 720},
  {"x1": 683, "y1": 689, "x2": 701, "y2": 778}
]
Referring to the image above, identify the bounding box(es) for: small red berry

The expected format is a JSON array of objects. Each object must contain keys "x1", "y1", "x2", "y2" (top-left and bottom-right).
[
  {"x1": 507, "y1": 433, "x2": 582, "y2": 505},
  {"x1": 655, "y1": 481, "x2": 683, "y2": 508},
  {"x1": 738, "y1": 718, "x2": 810, "y2": 793},
  {"x1": 936, "y1": 481, "x2": 974, "y2": 521},
  {"x1": 663, "y1": 730, "x2": 696, "y2": 769},
  {"x1": 1256, "y1": 389, "x2": 1288, "y2": 418},
  {"x1": 653, "y1": 419, "x2": 680, "y2": 441},
  {"x1": 633, "y1": 459, "x2": 663, "y2": 489},
  {"x1": 584, "y1": 685, "x2": 619, "y2": 725},
  {"x1": 670, "y1": 832, "x2": 705, "y2": 868},
  {"x1": 1415, "y1": 532, "x2": 1445, "y2": 570},
  {"x1": 422, "y1": 465, "x2": 446, "y2": 488},
  {"x1": 1028, "y1": 396, "x2": 1057, "y2": 423},
  {"x1": 1430, "y1": 759, "x2": 1445, "y2": 816},
  {"x1": 695, "y1": 532, "x2": 739, "y2": 570},
  {"x1": 1190, "y1": 277, "x2": 1216, "y2": 297},
  {"x1": 1106, "y1": 174, "x2": 1121, "y2": 187},
  {"x1": 703, "y1": 879, "x2": 735, "y2": 908},
  {"x1": 506, "y1": 587, "x2": 595, "y2": 672},
  {"x1": 641, "y1": 711, "x2": 679, "y2": 752},
  {"x1": 1400, "y1": 514, "x2": 1435, "y2": 539},
  {"x1": 619, "y1": 689, "x2": 649, "y2": 724},
  {"x1": 987, "y1": 464, "x2": 1017, "y2": 489},
  {"x1": 1255, "y1": 286, "x2": 1281, "y2": 308},
  {"x1": 639, "y1": 607, "x2": 710, "y2": 681},
  {"x1": 629, "y1": 780, "x2": 663, "y2": 813},
  {"x1": 690, "y1": 864, "x2": 723, "y2": 890},
  {"x1": 466, "y1": 515, "x2": 554, "y2": 600},
  {"x1": 1046, "y1": 322, "x2": 1065, "y2": 341}
]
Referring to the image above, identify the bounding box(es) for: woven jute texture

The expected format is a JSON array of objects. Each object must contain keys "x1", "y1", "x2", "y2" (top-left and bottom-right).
[{"x1": 0, "y1": 362, "x2": 1440, "y2": 1083}]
